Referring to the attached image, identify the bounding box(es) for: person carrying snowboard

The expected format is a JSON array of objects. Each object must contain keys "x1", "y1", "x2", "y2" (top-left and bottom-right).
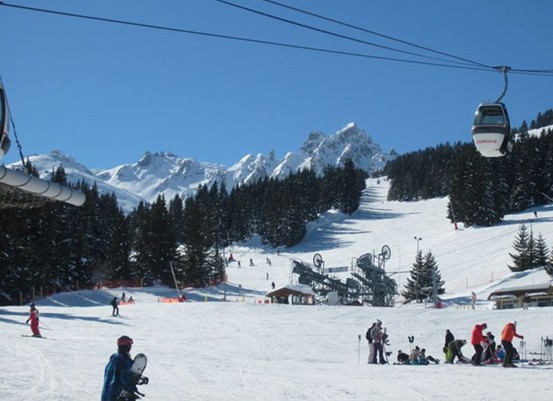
[
  {"x1": 501, "y1": 322, "x2": 524, "y2": 367},
  {"x1": 25, "y1": 302, "x2": 41, "y2": 337},
  {"x1": 101, "y1": 335, "x2": 139, "y2": 401}
]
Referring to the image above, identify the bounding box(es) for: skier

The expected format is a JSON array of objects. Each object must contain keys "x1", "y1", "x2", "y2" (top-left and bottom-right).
[
  {"x1": 111, "y1": 297, "x2": 119, "y2": 316},
  {"x1": 471, "y1": 322, "x2": 488, "y2": 366},
  {"x1": 470, "y1": 292, "x2": 477, "y2": 309},
  {"x1": 522, "y1": 293, "x2": 530, "y2": 310},
  {"x1": 101, "y1": 335, "x2": 139, "y2": 401},
  {"x1": 501, "y1": 322, "x2": 524, "y2": 367},
  {"x1": 25, "y1": 303, "x2": 41, "y2": 337}
]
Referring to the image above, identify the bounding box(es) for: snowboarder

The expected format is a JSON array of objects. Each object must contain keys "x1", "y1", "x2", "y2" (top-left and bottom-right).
[
  {"x1": 121, "y1": 292, "x2": 126, "y2": 302},
  {"x1": 101, "y1": 335, "x2": 139, "y2": 401},
  {"x1": 471, "y1": 322, "x2": 488, "y2": 366},
  {"x1": 446, "y1": 339, "x2": 469, "y2": 363},
  {"x1": 249, "y1": 258, "x2": 254, "y2": 266},
  {"x1": 421, "y1": 348, "x2": 439, "y2": 364},
  {"x1": 371, "y1": 319, "x2": 387, "y2": 364},
  {"x1": 366, "y1": 322, "x2": 377, "y2": 364},
  {"x1": 470, "y1": 292, "x2": 477, "y2": 309},
  {"x1": 501, "y1": 322, "x2": 524, "y2": 367},
  {"x1": 271, "y1": 281, "x2": 275, "y2": 290},
  {"x1": 25, "y1": 303, "x2": 41, "y2": 337},
  {"x1": 111, "y1": 297, "x2": 119, "y2": 316}
]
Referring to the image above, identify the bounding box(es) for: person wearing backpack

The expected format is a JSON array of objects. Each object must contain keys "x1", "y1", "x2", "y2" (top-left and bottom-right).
[
  {"x1": 366, "y1": 322, "x2": 376, "y2": 364},
  {"x1": 371, "y1": 319, "x2": 387, "y2": 364}
]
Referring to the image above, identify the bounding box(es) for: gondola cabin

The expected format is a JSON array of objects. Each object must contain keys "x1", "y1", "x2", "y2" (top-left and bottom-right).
[
  {"x1": 472, "y1": 102, "x2": 512, "y2": 157},
  {"x1": 0, "y1": 82, "x2": 11, "y2": 161}
]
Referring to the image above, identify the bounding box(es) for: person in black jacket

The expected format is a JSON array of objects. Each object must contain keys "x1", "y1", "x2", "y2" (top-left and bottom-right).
[{"x1": 111, "y1": 297, "x2": 119, "y2": 316}]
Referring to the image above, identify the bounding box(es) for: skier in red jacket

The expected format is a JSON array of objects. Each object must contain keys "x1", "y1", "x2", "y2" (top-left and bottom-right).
[
  {"x1": 25, "y1": 303, "x2": 41, "y2": 337},
  {"x1": 501, "y1": 322, "x2": 524, "y2": 367},
  {"x1": 470, "y1": 322, "x2": 488, "y2": 366}
]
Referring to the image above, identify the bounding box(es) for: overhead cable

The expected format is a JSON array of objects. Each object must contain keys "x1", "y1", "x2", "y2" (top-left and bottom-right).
[{"x1": 215, "y1": 0, "x2": 486, "y2": 69}]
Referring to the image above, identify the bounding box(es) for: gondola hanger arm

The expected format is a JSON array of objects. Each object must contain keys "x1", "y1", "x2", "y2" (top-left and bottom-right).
[{"x1": 493, "y1": 66, "x2": 511, "y2": 103}]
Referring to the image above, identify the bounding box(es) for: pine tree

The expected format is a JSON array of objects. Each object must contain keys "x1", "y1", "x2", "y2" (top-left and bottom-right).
[
  {"x1": 401, "y1": 251, "x2": 426, "y2": 303},
  {"x1": 508, "y1": 224, "x2": 533, "y2": 272},
  {"x1": 533, "y1": 233, "x2": 549, "y2": 268},
  {"x1": 422, "y1": 251, "x2": 445, "y2": 300}
]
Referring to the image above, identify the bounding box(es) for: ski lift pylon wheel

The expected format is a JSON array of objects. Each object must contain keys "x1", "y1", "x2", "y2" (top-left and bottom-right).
[
  {"x1": 381, "y1": 245, "x2": 391, "y2": 260},
  {"x1": 313, "y1": 253, "x2": 323, "y2": 268}
]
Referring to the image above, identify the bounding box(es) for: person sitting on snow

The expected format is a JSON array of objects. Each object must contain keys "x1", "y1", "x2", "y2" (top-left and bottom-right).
[
  {"x1": 421, "y1": 348, "x2": 439, "y2": 364},
  {"x1": 409, "y1": 346, "x2": 429, "y2": 365},
  {"x1": 397, "y1": 350, "x2": 409, "y2": 364}
]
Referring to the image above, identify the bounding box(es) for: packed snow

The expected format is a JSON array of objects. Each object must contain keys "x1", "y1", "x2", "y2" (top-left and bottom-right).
[{"x1": 2, "y1": 178, "x2": 553, "y2": 401}]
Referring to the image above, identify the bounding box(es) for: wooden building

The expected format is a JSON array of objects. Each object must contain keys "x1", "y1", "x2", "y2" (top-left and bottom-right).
[
  {"x1": 266, "y1": 284, "x2": 315, "y2": 305},
  {"x1": 487, "y1": 283, "x2": 553, "y2": 309}
]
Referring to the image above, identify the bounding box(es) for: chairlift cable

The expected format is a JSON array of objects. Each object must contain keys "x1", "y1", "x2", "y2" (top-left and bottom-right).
[
  {"x1": 1, "y1": 2, "x2": 551, "y2": 76},
  {"x1": 0, "y1": 2, "x2": 494, "y2": 72},
  {"x1": 215, "y1": 0, "x2": 483, "y2": 68},
  {"x1": 257, "y1": 0, "x2": 493, "y2": 69}
]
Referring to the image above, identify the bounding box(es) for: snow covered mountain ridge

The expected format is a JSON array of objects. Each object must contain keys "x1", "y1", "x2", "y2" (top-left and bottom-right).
[{"x1": 7, "y1": 123, "x2": 396, "y2": 212}]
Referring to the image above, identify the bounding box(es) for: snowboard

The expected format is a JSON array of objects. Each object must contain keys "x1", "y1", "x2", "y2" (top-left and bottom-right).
[
  {"x1": 130, "y1": 353, "x2": 148, "y2": 385},
  {"x1": 117, "y1": 353, "x2": 148, "y2": 401}
]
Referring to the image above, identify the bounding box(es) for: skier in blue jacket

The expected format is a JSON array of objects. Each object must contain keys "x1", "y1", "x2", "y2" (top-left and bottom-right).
[{"x1": 101, "y1": 335, "x2": 138, "y2": 401}]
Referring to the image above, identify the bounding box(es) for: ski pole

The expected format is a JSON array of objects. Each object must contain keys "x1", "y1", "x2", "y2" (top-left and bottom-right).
[
  {"x1": 40, "y1": 322, "x2": 53, "y2": 331},
  {"x1": 357, "y1": 334, "x2": 361, "y2": 364}
]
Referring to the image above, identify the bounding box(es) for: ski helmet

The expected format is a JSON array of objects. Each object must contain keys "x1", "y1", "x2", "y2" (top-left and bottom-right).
[
  {"x1": 117, "y1": 335, "x2": 134, "y2": 347},
  {"x1": 30, "y1": 303, "x2": 35, "y2": 309}
]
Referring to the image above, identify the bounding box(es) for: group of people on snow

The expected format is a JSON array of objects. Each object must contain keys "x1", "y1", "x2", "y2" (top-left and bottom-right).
[{"x1": 366, "y1": 319, "x2": 524, "y2": 368}]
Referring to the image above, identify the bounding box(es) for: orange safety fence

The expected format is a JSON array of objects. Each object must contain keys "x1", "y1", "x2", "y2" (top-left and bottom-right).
[{"x1": 158, "y1": 296, "x2": 186, "y2": 303}]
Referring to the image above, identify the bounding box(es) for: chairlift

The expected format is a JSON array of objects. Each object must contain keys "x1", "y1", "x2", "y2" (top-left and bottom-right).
[
  {"x1": 471, "y1": 66, "x2": 513, "y2": 158},
  {"x1": 0, "y1": 81, "x2": 11, "y2": 161}
]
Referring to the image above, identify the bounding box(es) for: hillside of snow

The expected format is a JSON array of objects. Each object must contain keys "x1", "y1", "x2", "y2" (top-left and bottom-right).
[{"x1": 2, "y1": 178, "x2": 553, "y2": 401}]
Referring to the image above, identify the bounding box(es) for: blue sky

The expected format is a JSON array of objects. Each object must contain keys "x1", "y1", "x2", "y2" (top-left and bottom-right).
[{"x1": 1, "y1": 0, "x2": 552, "y2": 169}]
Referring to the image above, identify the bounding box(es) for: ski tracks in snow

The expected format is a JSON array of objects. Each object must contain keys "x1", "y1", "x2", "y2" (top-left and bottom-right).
[{"x1": 1, "y1": 336, "x2": 68, "y2": 401}]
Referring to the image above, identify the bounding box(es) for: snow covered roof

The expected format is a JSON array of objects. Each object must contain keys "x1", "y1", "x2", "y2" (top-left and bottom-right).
[
  {"x1": 266, "y1": 284, "x2": 315, "y2": 298},
  {"x1": 487, "y1": 282, "x2": 553, "y2": 300}
]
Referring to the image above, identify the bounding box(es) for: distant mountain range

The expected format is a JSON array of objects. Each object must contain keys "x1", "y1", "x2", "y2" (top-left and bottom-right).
[{"x1": 7, "y1": 122, "x2": 397, "y2": 212}]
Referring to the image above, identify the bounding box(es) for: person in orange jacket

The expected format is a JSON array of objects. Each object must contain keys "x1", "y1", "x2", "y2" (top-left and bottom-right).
[
  {"x1": 501, "y1": 322, "x2": 524, "y2": 367},
  {"x1": 471, "y1": 322, "x2": 488, "y2": 366}
]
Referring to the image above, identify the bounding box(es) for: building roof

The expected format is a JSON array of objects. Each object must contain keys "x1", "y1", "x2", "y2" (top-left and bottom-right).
[
  {"x1": 266, "y1": 284, "x2": 315, "y2": 298},
  {"x1": 487, "y1": 282, "x2": 553, "y2": 300}
]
